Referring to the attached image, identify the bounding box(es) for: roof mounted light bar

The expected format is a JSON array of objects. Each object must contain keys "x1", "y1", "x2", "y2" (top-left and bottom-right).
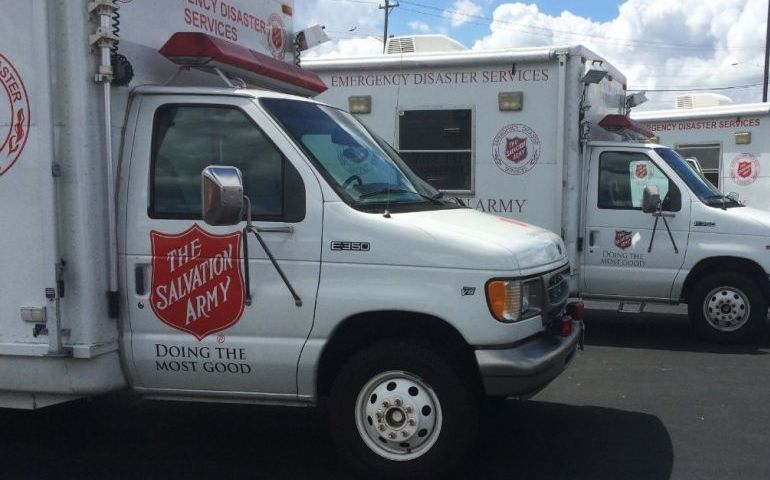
[
  {"x1": 599, "y1": 114, "x2": 654, "y2": 141},
  {"x1": 159, "y1": 32, "x2": 327, "y2": 97}
]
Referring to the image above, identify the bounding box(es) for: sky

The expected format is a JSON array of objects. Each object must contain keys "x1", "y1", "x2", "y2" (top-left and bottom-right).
[{"x1": 295, "y1": 0, "x2": 769, "y2": 110}]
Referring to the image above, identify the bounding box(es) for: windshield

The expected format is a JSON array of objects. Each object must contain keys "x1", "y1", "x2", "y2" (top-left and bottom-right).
[
  {"x1": 260, "y1": 98, "x2": 457, "y2": 213},
  {"x1": 655, "y1": 148, "x2": 742, "y2": 208}
]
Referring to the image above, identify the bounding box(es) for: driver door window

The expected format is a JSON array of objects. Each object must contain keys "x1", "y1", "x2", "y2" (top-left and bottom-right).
[
  {"x1": 150, "y1": 104, "x2": 305, "y2": 222},
  {"x1": 598, "y1": 151, "x2": 680, "y2": 211}
]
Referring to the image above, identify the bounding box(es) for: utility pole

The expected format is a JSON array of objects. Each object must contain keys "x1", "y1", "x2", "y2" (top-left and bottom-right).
[
  {"x1": 379, "y1": 0, "x2": 399, "y2": 53},
  {"x1": 764, "y1": 0, "x2": 770, "y2": 102},
  {"x1": 760, "y1": 0, "x2": 770, "y2": 102}
]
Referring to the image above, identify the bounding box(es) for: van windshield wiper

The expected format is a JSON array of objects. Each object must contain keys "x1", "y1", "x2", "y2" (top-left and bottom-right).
[
  {"x1": 358, "y1": 187, "x2": 413, "y2": 199},
  {"x1": 357, "y1": 187, "x2": 448, "y2": 206}
]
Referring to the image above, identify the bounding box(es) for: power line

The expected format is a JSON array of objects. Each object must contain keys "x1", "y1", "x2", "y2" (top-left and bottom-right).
[
  {"x1": 628, "y1": 83, "x2": 762, "y2": 92},
  {"x1": 392, "y1": 2, "x2": 760, "y2": 52},
  {"x1": 322, "y1": 0, "x2": 761, "y2": 53}
]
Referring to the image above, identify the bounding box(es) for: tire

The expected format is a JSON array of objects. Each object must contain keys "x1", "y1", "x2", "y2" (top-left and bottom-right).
[
  {"x1": 688, "y1": 272, "x2": 768, "y2": 343},
  {"x1": 328, "y1": 340, "x2": 478, "y2": 479}
]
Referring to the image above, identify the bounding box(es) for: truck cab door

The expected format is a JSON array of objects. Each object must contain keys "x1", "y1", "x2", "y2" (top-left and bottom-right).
[
  {"x1": 120, "y1": 95, "x2": 322, "y2": 401},
  {"x1": 582, "y1": 147, "x2": 690, "y2": 300}
]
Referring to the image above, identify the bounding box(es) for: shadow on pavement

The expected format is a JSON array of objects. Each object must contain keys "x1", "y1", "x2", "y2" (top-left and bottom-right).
[
  {"x1": 583, "y1": 309, "x2": 770, "y2": 355},
  {"x1": 452, "y1": 400, "x2": 673, "y2": 480},
  {"x1": 0, "y1": 395, "x2": 672, "y2": 480}
]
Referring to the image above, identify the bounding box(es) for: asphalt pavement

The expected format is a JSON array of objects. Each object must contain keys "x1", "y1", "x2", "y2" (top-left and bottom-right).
[{"x1": 0, "y1": 309, "x2": 768, "y2": 480}]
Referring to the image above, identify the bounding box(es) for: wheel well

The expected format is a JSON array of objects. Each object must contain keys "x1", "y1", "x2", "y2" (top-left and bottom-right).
[
  {"x1": 316, "y1": 311, "x2": 481, "y2": 398},
  {"x1": 681, "y1": 257, "x2": 770, "y2": 301}
]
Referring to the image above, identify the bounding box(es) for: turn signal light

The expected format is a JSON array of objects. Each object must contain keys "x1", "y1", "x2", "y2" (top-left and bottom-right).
[{"x1": 486, "y1": 280, "x2": 521, "y2": 323}]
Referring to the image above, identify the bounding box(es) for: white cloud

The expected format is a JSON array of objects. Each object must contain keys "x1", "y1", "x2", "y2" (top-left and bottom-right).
[
  {"x1": 444, "y1": 0, "x2": 483, "y2": 28},
  {"x1": 472, "y1": 0, "x2": 766, "y2": 108},
  {"x1": 301, "y1": 36, "x2": 383, "y2": 59},
  {"x1": 409, "y1": 20, "x2": 432, "y2": 33},
  {"x1": 295, "y1": 0, "x2": 383, "y2": 58}
]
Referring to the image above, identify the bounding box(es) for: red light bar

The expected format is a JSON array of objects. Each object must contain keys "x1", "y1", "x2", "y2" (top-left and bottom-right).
[
  {"x1": 159, "y1": 32, "x2": 327, "y2": 97},
  {"x1": 598, "y1": 114, "x2": 654, "y2": 140}
]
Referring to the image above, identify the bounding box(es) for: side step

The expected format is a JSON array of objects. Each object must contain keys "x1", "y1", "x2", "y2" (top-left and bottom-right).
[
  {"x1": 618, "y1": 302, "x2": 645, "y2": 314},
  {"x1": 0, "y1": 392, "x2": 82, "y2": 410}
]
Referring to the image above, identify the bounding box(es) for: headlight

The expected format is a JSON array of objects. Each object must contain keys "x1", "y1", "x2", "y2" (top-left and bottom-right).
[
  {"x1": 521, "y1": 278, "x2": 543, "y2": 317},
  {"x1": 486, "y1": 278, "x2": 543, "y2": 323}
]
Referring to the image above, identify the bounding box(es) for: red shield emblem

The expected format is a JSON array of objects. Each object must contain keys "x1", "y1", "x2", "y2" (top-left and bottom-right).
[
  {"x1": 505, "y1": 137, "x2": 527, "y2": 163},
  {"x1": 614, "y1": 230, "x2": 633, "y2": 250},
  {"x1": 150, "y1": 225, "x2": 245, "y2": 341},
  {"x1": 635, "y1": 163, "x2": 648, "y2": 179},
  {"x1": 271, "y1": 24, "x2": 284, "y2": 50},
  {"x1": 737, "y1": 161, "x2": 752, "y2": 178}
]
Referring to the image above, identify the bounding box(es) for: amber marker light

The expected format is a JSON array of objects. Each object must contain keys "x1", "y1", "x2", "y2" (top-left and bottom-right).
[{"x1": 486, "y1": 280, "x2": 522, "y2": 323}]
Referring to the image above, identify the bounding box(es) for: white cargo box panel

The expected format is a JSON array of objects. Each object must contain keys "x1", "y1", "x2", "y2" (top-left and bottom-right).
[
  {"x1": 633, "y1": 103, "x2": 770, "y2": 211},
  {"x1": 117, "y1": 0, "x2": 297, "y2": 84},
  {"x1": 306, "y1": 45, "x2": 627, "y2": 234},
  {"x1": 0, "y1": 2, "x2": 58, "y2": 351}
]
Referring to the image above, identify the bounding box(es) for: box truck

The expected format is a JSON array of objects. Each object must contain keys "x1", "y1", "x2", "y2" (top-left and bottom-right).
[
  {"x1": 0, "y1": 3, "x2": 582, "y2": 477},
  {"x1": 631, "y1": 97, "x2": 770, "y2": 210},
  {"x1": 306, "y1": 36, "x2": 770, "y2": 343}
]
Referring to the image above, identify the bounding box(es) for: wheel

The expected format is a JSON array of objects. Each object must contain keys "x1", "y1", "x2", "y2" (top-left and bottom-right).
[
  {"x1": 328, "y1": 340, "x2": 478, "y2": 479},
  {"x1": 688, "y1": 272, "x2": 768, "y2": 343}
]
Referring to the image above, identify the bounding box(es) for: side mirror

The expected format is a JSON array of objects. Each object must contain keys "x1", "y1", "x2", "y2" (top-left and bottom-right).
[
  {"x1": 726, "y1": 192, "x2": 739, "y2": 202},
  {"x1": 201, "y1": 166, "x2": 244, "y2": 226},
  {"x1": 641, "y1": 184, "x2": 661, "y2": 213}
]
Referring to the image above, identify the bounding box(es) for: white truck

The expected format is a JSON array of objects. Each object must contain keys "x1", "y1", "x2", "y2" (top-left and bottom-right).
[
  {"x1": 631, "y1": 97, "x2": 770, "y2": 211},
  {"x1": 306, "y1": 35, "x2": 770, "y2": 343},
  {"x1": 0, "y1": 3, "x2": 582, "y2": 477}
]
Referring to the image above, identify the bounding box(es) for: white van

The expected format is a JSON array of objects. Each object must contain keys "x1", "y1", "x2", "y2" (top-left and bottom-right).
[
  {"x1": 0, "y1": 3, "x2": 581, "y2": 477},
  {"x1": 306, "y1": 36, "x2": 770, "y2": 343},
  {"x1": 631, "y1": 98, "x2": 770, "y2": 210}
]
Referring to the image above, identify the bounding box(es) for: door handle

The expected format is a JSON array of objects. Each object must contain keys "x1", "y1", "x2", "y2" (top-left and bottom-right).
[
  {"x1": 589, "y1": 230, "x2": 599, "y2": 247},
  {"x1": 256, "y1": 226, "x2": 294, "y2": 234},
  {"x1": 135, "y1": 264, "x2": 150, "y2": 295}
]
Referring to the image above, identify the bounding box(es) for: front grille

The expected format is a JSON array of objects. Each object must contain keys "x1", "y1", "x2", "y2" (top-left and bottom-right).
[{"x1": 543, "y1": 266, "x2": 570, "y2": 320}]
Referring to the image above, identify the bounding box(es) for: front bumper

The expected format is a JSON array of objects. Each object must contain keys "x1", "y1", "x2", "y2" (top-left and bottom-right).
[{"x1": 475, "y1": 320, "x2": 582, "y2": 398}]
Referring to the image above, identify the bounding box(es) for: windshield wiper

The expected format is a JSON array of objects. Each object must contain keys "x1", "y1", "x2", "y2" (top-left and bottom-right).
[{"x1": 358, "y1": 187, "x2": 413, "y2": 199}]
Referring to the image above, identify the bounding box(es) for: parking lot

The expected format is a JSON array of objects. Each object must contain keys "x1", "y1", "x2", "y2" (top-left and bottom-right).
[{"x1": 0, "y1": 308, "x2": 768, "y2": 480}]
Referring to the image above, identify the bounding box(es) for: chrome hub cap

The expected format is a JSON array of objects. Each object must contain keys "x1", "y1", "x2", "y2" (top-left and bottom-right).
[
  {"x1": 703, "y1": 286, "x2": 750, "y2": 332},
  {"x1": 355, "y1": 370, "x2": 442, "y2": 461}
]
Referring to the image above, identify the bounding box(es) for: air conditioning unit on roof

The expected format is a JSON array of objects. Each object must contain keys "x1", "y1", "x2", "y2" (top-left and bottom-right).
[
  {"x1": 675, "y1": 93, "x2": 733, "y2": 109},
  {"x1": 385, "y1": 35, "x2": 467, "y2": 54}
]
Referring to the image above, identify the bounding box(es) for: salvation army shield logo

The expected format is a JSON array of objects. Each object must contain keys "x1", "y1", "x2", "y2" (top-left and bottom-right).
[
  {"x1": 614, "y1": 230, "x2": 633, "y2": 250},
  {"x1": 268, "y1": 14, "x2": 286, "y2": 60},
  {"x1": 505, "y1": 137, "x2": 527, "y2": 163},
  {"x1": 730, "y1": 153, "x2": 759, "y2": 186},
  {"x1": 737, "y1": 161, "x2": 752, "y2": 178},
  {"x1": 150, "y1": 225, "x2": 245, "y2": 341},
  {"x1": 631, "y1": 161, "x2": 650, "y2": 183},
  {"x1": 0, "y1": 54, "x2": 31, "y2": 177},
  {"x1": 635, "y1": 163, "x2": 648, "y2": 180},
  {"x1": 492, "y1": 124, "x2": 541, "y2": 175}
]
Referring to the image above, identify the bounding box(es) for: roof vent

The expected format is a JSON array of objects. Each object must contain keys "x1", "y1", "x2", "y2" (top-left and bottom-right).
[
  {"x1": 675, "y1": 93, "x2": 733, "y2": 109},
  {"x1": 386, "y1": 37, "x2": 416, "y2": 54},
  {"x1": 385, "y1": 35, "x2": 466, "y2": 54}
]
